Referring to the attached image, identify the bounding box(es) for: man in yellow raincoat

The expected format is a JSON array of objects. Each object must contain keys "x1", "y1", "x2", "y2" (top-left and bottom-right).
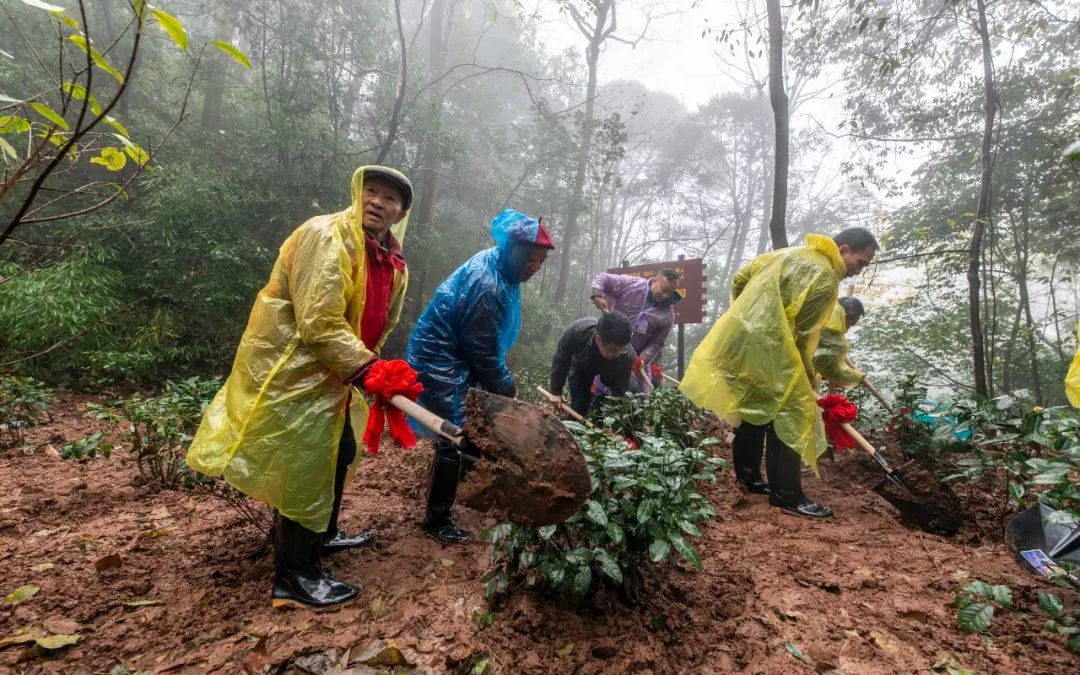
[
  {"x1": 186, "y1": 166, "x2": 414, "y2": 609},
  {"x1": 680, "y1": 228, "x2": 878, "y2": 518},
  {"x1": 814, "y1": 296, "x2": 866, "y2": 389}
]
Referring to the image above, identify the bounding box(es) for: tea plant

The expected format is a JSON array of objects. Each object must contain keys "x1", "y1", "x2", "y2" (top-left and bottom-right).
[
  {"x1": 483, "y1": 410, "x2": 726, "y2": 603},
  {"x1": 60, "y1": 431, "x2": 112, "y2": 460},
  {"x1": 0, "y1": 376, "x2": 53, "y2": 448},
  {"x1": 954, "y1": 580, "x2": 1080, "y2": 653},
  {"x1": 90, "y1": 377, "x2": 220, "y2": 487},
  {"x1": 600, "y1": 386, "x2": 710, "y2": 448}
]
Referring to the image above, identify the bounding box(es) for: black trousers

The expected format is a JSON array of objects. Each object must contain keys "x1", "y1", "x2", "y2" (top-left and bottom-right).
[{"x1": 731, "y1": 421, "x2": 804, "y2": 503}]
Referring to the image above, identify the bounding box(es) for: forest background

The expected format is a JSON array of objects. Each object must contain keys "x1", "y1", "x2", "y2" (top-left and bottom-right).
[{"x1": 2, "y1": 0, "x2": 1079, "y2": 407}]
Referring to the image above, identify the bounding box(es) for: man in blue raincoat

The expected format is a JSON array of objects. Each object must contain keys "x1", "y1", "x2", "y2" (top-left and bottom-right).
[{"x1": 406, "y1": 209, "x2": 555, "y2": 543}]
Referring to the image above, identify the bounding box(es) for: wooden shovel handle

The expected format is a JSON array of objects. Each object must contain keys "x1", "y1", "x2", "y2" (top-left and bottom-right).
[
  {"x1": 838, "y1": 421, "x2": 895, "y2": 474},
  {"x1": 388, "y1": 394, "x2": 465, "y2": 447},
  {"x1": 662, "y1": 372, "x2": 681, "y2": 386},
  {"x1": 845, "y1": 357, "x2": 896, "y2": 414},
  {"x1": 535, "y1": 386, "x2": 593, "y2": 427}
]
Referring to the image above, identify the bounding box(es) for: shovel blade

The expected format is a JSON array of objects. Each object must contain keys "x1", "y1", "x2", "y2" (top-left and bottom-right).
[{"x1": 457, "y1": 388, "x2": 591, "y2": 527}]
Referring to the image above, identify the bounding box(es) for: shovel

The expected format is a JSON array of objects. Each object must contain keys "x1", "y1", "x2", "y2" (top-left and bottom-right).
[
  {"x1": 389, "y1": 389, "x2": 591, "y2": 527},
  {"x1": 845, "y1": 358, "x2": 896, "y2": 414},
  {"x1": 535, "y1": 386, "x2": 593, "y2": 427},
  {"x1": 838, "y1": 421, "x2": 913, "y2": 493}
]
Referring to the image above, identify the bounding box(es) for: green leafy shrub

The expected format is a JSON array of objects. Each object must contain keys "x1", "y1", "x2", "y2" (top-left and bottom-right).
[
  {"x1": 0, "y1": 376, "x2": 52, "y2": 448},
  {"x1": 1039, "y1": 590, "x2": 1080, "y2": 652},
  {"x1": 60, "y1": 431, "x2": 112, "y2": 460},
  {"x1": 600, "y1": 386, "x2": 710, "y2": 448},
  {"x1": 91, "y1": 376, "x2": 220, "y2": 487},
  {"x1": 955, "y1": 580, "x2": 1013, "y2": 634},
  {"x1": 482, "y1": 407, "x2": 726, "y2": 603}
]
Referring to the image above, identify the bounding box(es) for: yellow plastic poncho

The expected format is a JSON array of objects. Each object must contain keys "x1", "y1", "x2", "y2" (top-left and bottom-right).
[
  {"x1": 680, "y1": 234, "x2": 846, "y2": 472},
  {"x1": 813, "y1": 304, "x2": 863, "y2": 387},
  {"x1": 186, "y1": 166, "x2": 410, "y2": 532},
  {"x1": 1067, "y1": 322, "x2": 1080, "y2": 408}
]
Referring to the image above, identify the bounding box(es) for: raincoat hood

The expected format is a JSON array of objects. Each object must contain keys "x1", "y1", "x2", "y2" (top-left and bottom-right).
[
  {"x1": 805, "y1": 233, "x2": 848, "y2": 280},
  {"x1": 490, "y1": 209, "x2": 547, "y2": 282}
]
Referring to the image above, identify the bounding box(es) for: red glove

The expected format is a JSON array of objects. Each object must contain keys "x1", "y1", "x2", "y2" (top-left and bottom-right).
[
  {"x1": 632, "y1": 357, "x2": 644, "y2": 374},
  {"x1": 361, "y1": 359, "x2": 424, "y2": 454},
  {"x1": 649, "y1": 363, "x2": 663, "y2": 381},
  {"x1": 817, "y1": 394, "x2": 858, "y2": 451}
]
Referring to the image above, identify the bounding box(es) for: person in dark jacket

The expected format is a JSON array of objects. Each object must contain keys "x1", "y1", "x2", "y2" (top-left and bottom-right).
[
  {"x1": 406, "y1": 209, "x2": 555, "y2": 544},
  {"x1": 546, "y1": 313, "x2": 636, "y2": 416}
]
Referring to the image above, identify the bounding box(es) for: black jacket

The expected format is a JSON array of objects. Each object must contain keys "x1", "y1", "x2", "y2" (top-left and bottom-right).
[{"x1": 550, "y1": 318, "x2": 636, "y2": 397}]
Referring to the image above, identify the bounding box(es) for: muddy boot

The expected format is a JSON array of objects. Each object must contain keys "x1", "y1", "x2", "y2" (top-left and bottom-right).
[
  {"x1": 765, "y1": 437, "x2": 832, "y2": 519},
  {"x1": 272, "y1": 515, "x2": 359, "y2": 610},
  {"x1": 423, "y1": 449, "x2": 472, "y2": 544},
  {"x1": 322, "y1": 424, "x2": 374, "y2": 556},
  {"x1": 732, "y1": 422, "x2": 769, "y2": 495}
]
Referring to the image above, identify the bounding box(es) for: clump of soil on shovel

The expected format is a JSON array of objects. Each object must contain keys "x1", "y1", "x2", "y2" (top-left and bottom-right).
[
  {"x1": 456, "y1": 389, "x2": 591, "y2": 527},
  {"x1": 829, "y1": 441, "x2": 964, "y2": 535}
]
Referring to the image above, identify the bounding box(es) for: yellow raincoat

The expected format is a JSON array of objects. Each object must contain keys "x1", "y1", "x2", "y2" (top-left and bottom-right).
[
  {"x1": 680, "y1": 234, "x2": 846, "y2": 472},
  {"x1": 813, "y1": 304, "x2": 863, "y2": 387},
  {"x1": 1067, "y1": 322, "x2": 1080, "y2": 408},
  {"x1": 186, "y1": 167, "x2": 409, "y2": 532}
]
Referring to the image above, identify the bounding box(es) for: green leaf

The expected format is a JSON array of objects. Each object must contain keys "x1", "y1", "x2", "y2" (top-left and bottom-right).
[
  {"x1": 593, "y1": 549, "x2": 623, "y2": 584},
  {"x1": 648, "y1": 538, "x2": 671, "y2": 562},
  {"x1": 62, "y1": 82, "x2": 102, "y2": 116},
  {"x1": 1068, "y1": 631, "x2": 1080, "y2": 653},
  {"x1": 538, "y1": 525, "x2": 557, "y2": 540},
  {"x1": 1065, "y1": 140, "x2": 1080, "y2": 166},
  {"x1": 605, "y1": 523, "x2": 625, "y2": 545},
  {"x1": 988, "y1": 584, "x2": 1013, "y2": 608},
  {"x1": 19, "y1": 0, "x2": 64, "y2": 12},
  {"x1": 1038, "y1": 592, "x2": 1064, "y2": 617},
  {"x1": 678, "y1": 520, "x2": 701, "y2": 536},
  {"x1": 0, "y1": 114, "x2": 31, "y2": 134},
  {"x1": 113, "y1": 134, "x2": 149, "y2": 165},
  {"x1": 571, "y1": 566, "x2": 592, "y2": 598},
  {"x1": 0, "y1": 136, "x2": 16, "y2": 160},
  {"x1": 35, "y1": 634, "x2": 79, "y2": 650},
  {"x1": 89, "y1": 147, "x2": 127, "y2": 171},
  {"x1": 30, "y1": 102, "x2": 69, "y2": 131},
  {"x1": 210, "y1": 40, "x2": 252, "y2": 69},
  {"x1": 956, "y1": 601, "x2": 993, "y2": 633},
  {"x1": 68, "y1": 35, "x2": 125, "y2": 84},
  {"x1": 784, "y1": 642, "x2": 808, "y2": 663},
  {"x1": 636, "y1": 499, "x2": 654, "y2": 524},
  {"x1": 583, "y1": 500, "x2": 608, "y2": 526},
  {"x1": 669, "y1": 534, "x2": 702, "y2": 569},
  {"x1": 150, "y1": 8, "x2": 189, "y2": 52},
  {"x1": 103, "y1": 115, "x2": 130, "y2": 138},
  {"x1": 3, "y1": 584, "x2": 40, "y2": 605}
]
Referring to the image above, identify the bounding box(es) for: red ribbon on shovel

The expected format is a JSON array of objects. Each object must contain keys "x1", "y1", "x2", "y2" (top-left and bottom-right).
[
  {"x1": 362, "y1": 359, "x2": 424, "y2": 454},
  {"x1": 817, "y1": 393, "x2": 858, "y2": 451}
]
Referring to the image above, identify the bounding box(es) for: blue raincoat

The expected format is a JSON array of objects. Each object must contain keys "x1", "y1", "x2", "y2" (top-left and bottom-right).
[{"x1": 406, "y1": 210, "x2": 542, "y2": 426}]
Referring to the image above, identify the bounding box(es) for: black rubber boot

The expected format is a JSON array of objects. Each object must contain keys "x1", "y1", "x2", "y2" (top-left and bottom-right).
[
  {"x1": 272, "y1": 515, "x2": 360, "y2": 610},
  {"x1": 422, "y1": 449, "x2": 472, "y2": 544},
  {"x1": 322, "y1": 423, "x2": 374, "y2": 555},
  {"x1": 765, "y1": 434, "x2": 832, "y2": 519},
  {"x1": 732, "y1": 423, "x2": 770, "y2": 495}
]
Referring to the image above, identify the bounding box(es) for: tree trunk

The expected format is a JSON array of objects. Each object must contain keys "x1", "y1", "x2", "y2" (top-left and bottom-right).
[
  {"x1": 765, "y1": 0, "x2": 789, "y2": 250},
  {"x1": 376, "y1": 0, "x2": 408, "y2": 163},
  {"x1": 1017, "y1": 200, "x2": 1044, "y2": 402},
  {"x1": 555, "y1": 2, "x2": 608, "y2": 301},
  {"x1": 200, "y1": 2, "x2": 239, "y2": 131},
  {"x1": 968, "y1": 0, "x2": 996, "y2": 398}
]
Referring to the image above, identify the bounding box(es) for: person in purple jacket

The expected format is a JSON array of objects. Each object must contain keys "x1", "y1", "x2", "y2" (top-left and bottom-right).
[{"x1": 589, "y1": 268, "x2": 683, "y2": 389}]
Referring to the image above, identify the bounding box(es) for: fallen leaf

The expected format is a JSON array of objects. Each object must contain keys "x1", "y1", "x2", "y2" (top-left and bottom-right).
[
  {"x1": 951, "y1": 570, "x2": 970, "y2": 581},
  {"x1": 781, "y1": 609, "x2": 807, "y2": 623},
  {"x1": 35, "y1": 634, "x2": 80, "y2": 650},
  {"x1": 140, "y1": 528, "x2": 171, "y2": 538},
  {"x1": 122, "y1": 599, "x2": 163, "y2": 610},
  {"x1": 440, "y1": 558, "x2": 456, "y2": 567},
  {"x1": 556, "y1": 642, "x2": 574, "y2": 658},
  {"x1": 94, "y1": 553, "x2": 123, "y2": 573},
  {"x1": 785, "y1": 642, "x2": 809, "y2": 663},
  {"x1": 0, "y1": 629, "x2": 43, "y2": 650},
  {"x1": 3, "y1": 585, "x2": 39, "y2": 605},
  {"x1": 869, "y1": 630, "x2": 899, "y2": 654},
  {"x1": 44, "y1": 445, "x2": 60, "y2": 459},
  {"x1": 843, "y1": 629, "x2": 860, "y2": 638},
  {"x1": 361, "y1": 639, "x2": 410, "y2": 667},
  {"x1": 369, "y1": 595, "x2": 387, "y2": 620},
  {"x1": 30, "y1": 563, "x2": 55, "y2": 573}
]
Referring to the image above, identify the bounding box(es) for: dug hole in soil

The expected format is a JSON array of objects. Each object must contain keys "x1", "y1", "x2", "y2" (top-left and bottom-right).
[{"x1": 1, "y1": 393, "x2": 1077, "y2": 674}]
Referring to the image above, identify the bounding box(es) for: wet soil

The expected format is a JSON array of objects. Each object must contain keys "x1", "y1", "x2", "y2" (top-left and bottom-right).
[
  {"x1": 458, "y1": 390, "x2": 589, "y2": 527},
  {"x1": 1, "y1": 394, "x2": 1076, "y2": 674}
]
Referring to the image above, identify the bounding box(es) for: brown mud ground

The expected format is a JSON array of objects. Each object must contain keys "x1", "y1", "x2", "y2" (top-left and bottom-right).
[{"x1": 1, "y1": 394, "x2": 1076, "y2": 674}]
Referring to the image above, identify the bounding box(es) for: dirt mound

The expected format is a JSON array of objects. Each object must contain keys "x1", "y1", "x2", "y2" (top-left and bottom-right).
[{"x1": 1, "y1": 394, "x2": 1076, "y2": 674}]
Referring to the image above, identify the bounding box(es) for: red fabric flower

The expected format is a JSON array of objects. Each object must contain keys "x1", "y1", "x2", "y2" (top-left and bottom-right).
[
  {"x1": 361, "y1": 359, "x2": 424, "y2": 454},
  {"x1": 649, "y1": 363, "x2": 663, "y2": 380},
  {"x1": 817, "y1": 394, "x2": 858, "y2": 451},
  {"x1": 632, "y1": 357, "x2": 644, "y2": 374}
]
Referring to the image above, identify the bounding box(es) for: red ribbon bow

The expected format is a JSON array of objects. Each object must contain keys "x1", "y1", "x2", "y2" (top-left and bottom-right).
[
  {"x1": 649, "y1": 363, "x2": 663, "y2": 380},
  {"x1": 817, "y1": 393, "x2": 858, "y2": 451},
  {"x1": 361, "y1": 359, "x2": 424, "y2": 454}
]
